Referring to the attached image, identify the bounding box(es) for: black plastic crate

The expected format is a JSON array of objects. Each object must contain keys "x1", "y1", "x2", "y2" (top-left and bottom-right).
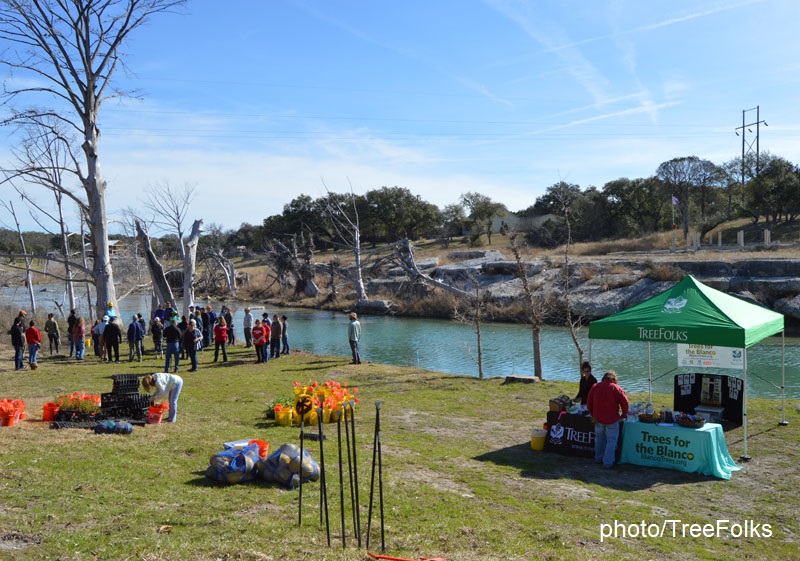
[
  {"x1": 118, "y1": 406, "x2": 149, "y2": 421},
  {"x1": 101, "y1": 393, "x2": 150, "y2": 411},
  {"x1": 111, "y1": 374, "x2": 140, "y2": 394}
]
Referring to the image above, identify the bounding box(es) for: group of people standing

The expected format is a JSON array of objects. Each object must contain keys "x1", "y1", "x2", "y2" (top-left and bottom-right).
[
  {"x1": 243, "y1": 308, "x2": 289, "y2": 364},
  {"x1": 8, "y1": 303, "x2": 376, "y2": 375},
  {"x1": 9, "y1": 309, "x2": 92, "y2": 370}
]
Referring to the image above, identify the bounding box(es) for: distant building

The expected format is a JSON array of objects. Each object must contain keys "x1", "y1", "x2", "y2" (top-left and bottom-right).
[{"x1": 108, "y1": 240, "x2": 126, "y2": 256}]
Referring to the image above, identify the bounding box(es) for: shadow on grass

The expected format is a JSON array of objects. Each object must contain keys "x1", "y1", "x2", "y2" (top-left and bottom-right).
[
  {"x1": 474, "y1": 442, "x2": 721, "y2": 491},
  {"x1": 184, "y1": 470, "x2": 298, "y2": 491},
  {"x1": 724, "y1": 423, "x2": 784, "y2": 447}
]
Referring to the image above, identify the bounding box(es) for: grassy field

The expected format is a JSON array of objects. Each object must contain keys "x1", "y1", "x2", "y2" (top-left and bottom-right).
[{"x1": 0, "y1": 343, "x2": 798, "y2": 561}]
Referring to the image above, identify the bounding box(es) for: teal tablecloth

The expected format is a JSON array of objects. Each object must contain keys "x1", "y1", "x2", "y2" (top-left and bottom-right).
[{"x1": 619, "y1": 422, "x2": 742, "y2": 480}]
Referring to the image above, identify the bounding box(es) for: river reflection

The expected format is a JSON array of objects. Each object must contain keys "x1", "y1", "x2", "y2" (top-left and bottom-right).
[{"x1": 5, "y1": 285, "x2": 798, "y2": 399}]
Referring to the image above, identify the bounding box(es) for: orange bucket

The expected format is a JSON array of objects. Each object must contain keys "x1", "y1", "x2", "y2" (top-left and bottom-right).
[
  {"x1": 1, "y1": 411, "x2": 19, "y2": 427},
  {"x1": 248, "y1": 439, "x2": 270, "y2": 459},
  {"x1": 147, "y1": 402, "x2": 169, "y2": 424},
  {"x1": 147, "y1": 406, "x2": 163, "y2": 424},
  {"x1": 42, "y1": 402, "x2": 60, "y2": 422}
]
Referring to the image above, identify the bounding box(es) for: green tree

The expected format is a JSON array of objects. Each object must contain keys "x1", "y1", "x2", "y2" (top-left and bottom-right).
[
  {"x1": 656, "y1": 156, "x2": 717, "y2": 239},
  {"x1": 460, "y1": 192, "x2": 506, "y2": 245},
  {"x1": 749, "y1": 155, "x2": 800, "y2": 225},
  {"x1": 603, "y1": 177, "x2": 668, "y2": 236},
  {"x1": 363, "y1": 186, "x2": 440, "y2": 242},
  {"x1": 262, "y1": 194, "x2": 331, "y2": 247},
  {"x1": 437, "y1": 203, "x2": 467, "y2": 246}
]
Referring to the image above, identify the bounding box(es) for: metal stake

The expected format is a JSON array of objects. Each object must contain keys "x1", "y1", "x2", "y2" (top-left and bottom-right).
[
  {"x1": 316, "y1": 407, "x2": 331, "y2": 546},
  {"x1": 337, "y1": 414, "x2": 346, "y2": 548},
  {"x1": 366, "y1": 401, "x2": 385, "y2": 552},
  {"x1": 349, "y1": 400, "x2": 362, "y2": 547}
]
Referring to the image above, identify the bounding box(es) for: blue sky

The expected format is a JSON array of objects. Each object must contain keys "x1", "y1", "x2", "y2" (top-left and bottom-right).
[{"x1": 3, "y1": 0, "x2": 800, "y2": 233}]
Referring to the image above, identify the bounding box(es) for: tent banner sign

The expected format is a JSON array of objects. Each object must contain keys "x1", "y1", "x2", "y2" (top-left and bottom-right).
[{"x1": 677, "y1": 344, "x2": 744, "y2": 370}]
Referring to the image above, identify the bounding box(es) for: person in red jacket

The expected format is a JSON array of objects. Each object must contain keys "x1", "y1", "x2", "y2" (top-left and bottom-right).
[
  {"x1": 213, "y1": 316, "x2": 228, "y2": 363},
  {"x1": 25, "y1": 319, "x2": 42, "y2": 370},
  {"x1": 251, "y1": 319, "x2": 267, "y2": 363},
  {"x1": 586, "y1": 370, "x2": 629, "y2": 469}
]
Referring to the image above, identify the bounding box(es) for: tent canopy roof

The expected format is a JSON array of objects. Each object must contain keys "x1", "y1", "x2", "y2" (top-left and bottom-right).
[{"x1": 588, "y1": 275, "x2": 784, "y2": 348}]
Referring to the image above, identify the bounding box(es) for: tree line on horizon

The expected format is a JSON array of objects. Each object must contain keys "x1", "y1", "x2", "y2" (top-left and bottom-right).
[{"x1": 4, "y1": 150, "x2": 799, "y2": 258}]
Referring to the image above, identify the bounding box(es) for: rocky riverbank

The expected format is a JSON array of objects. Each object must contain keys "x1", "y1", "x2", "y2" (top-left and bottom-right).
[{"x1": 362, "y1": 249, "x2": 800, "y2": 330}]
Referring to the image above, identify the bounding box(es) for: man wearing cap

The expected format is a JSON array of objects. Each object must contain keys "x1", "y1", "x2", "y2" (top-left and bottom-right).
[
  {"x1": 10, "y1": 316, "x2": 25, "y2": 370},
  {"x1": 105, "y1": 301, "x2": 117, "y2": 320},
  {"x1": 17, "y1": 310, "x2": 28, "y2": 334},
  {"x1": 151, "y1": 316, "x2": 164, "y2": 359}
]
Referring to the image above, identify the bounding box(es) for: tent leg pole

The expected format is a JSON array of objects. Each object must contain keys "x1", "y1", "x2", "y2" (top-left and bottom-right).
[
  {"x1": 647, "y1": 342, "x2": 652, "y2": 402},
  {"x1": 779, "y1": 331, "x2": 788, "y2": 426},
  {"x1": 740, "y1": 354, "x2": 751, "y2": 462}
]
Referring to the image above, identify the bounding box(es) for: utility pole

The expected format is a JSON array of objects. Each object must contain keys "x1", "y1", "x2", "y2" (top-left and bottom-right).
[{"x1": 735, "y1": 106, "x2": 767, "y2": 190}]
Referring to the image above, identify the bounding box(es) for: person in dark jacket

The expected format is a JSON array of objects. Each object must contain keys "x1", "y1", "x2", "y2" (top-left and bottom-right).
[
  {"x1": 280, "y1": 315, "x2": 290, "y2": 355},
  {"x1": 183, "y1": 318, "x2": 202, "y2": 372},
  {"x1": 574, "y1": 361, "x2": 597, "y2": 405},
  {"x1": 223, "y1": 306, "x2": 235, "y2": 346},
  {"x1": 151, "y1": 317, "x2": 164, "y2": 359},
  {"x1": 103, "y1": 316, "x2": 122, "y2": 363},
  {"x1": 201, "y1": 306, "x2": 211, "y2": 348},
  {"x1": 269, "y1": 314, "x2": 282, "y2": 359},
  {"x1": 66, "y1": 309, "x2": 77, "y2": 357},
  {"x1": 127, "y1": 315, "x2": 144, "y2": 362},
  {"x1": 163, "y1": 317, "x2": 182, "y2": 372},
  {"x1": 10, "y1": 316, "x2": 25, "y2": 370},
  {"x1": 137, "y1": 313, "x2": 147, "y2": 354}
]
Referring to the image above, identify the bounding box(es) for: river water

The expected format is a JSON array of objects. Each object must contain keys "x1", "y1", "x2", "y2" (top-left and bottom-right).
[{"x1": 5, "y1": 284, "x2": 799, "y2": 399}]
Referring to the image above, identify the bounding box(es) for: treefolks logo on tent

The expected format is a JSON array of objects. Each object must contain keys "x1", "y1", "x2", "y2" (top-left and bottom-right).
[{"x1": 662, "y1": 296, "x2": 688, "y2": 314}]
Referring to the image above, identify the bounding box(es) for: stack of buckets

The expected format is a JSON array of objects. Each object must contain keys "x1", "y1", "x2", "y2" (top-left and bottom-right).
[
  {"x1": 147, "y1": 402, "x2": 169, "y2": 424},
  {"x1": 0, "y1": 399, "x2": 26, "y2": 427},
  {"x1": 531, "y1": 426, "x2": 547, "y2": 451}
]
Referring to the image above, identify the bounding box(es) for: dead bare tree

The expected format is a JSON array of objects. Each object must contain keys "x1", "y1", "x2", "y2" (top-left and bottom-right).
[
  {"x1": 134, "y1": 218, "x2": 174, "y2": 307},
  {"x1": 392, "y1": 238, "x2": 492, "y2": 378},
  {"x1": 0, "y1": 0, "x2": 187, "y2": 318},
  {"x1": 265, "y1": 233, "x2": 320, "y2": 298},
  {"x1": 320, "y1": 186, "x2": 368, "y2": 301},
  {"x1": 560, "y1": 196, "x2": 584, "y2": 366},
  {"x1": 452, "y1": 281, "x2": 491, "y2": 379},
  {"x1": 182, "y1": 219, "x2": 203, "y2": 315},
  {"x1": 508, "y1": 230, "x2": 553, "y2": 379},
  {"x1": 142, "y1": 181, "x2": 196, "y2": 260},
  {"x1": 200, "y1": 248, "x2": 236, "y2": 294},
  {"x1": 0, "y1": 116, "x2": 90, "y2": 312},
  {"x1": 2, "y1": 200, "x2": 36, "y2": 314}
]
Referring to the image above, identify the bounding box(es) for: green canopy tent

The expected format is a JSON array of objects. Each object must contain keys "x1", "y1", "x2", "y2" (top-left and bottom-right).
[{"x1": 588, "y1": 274, "x2": 786, "y2": 459}]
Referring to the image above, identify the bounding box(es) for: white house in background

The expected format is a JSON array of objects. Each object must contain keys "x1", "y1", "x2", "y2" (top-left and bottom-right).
[{"x1": 490, "y1": 212, "x2": 562, "y2": 233}]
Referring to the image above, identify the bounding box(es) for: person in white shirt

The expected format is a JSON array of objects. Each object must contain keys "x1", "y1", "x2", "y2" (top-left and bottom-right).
[
  {"x1": 142, "y1": 373, "x2": 183, "y2": 423},
  {"x1": 242, "y1": 307, "x2": 254, "y2": 347}
]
